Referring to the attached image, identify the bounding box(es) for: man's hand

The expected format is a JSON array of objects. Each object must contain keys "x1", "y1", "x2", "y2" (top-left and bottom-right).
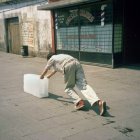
[
  {"x1": 40, "y1": 69, "x2": 56, "y2": 79},
  {"x1": 40, "y1": 68, "x2": 48, "y2": 79}
]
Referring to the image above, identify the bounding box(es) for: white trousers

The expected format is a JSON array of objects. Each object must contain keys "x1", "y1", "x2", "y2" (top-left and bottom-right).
[{"x1": 64, "y1": 60, "x2": 100, "y2": 106}]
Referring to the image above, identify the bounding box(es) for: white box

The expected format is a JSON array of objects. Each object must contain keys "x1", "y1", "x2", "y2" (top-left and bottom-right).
[{"x1": 24, "y1": 74, "x2": 49, "y2": 98}]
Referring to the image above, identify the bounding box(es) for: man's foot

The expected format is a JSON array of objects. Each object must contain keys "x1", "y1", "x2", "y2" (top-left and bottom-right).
[
  {"x1": 98, "y1": 100, "x2": 106, "y2": 116},
  {"x1": 75, "y1": 100, "x2": 85, "y2": 110}
]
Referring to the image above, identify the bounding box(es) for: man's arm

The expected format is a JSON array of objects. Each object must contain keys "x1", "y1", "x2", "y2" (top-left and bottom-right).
[
  {"x1": 47, "y1": 70, "x2": 57, "y2": 78},
  {"x1": 40, "y1": 68, "x2": 56, "y2": 79},
  {"x1": 40, "y1": 68, "x2": 48, "y2": 79}
]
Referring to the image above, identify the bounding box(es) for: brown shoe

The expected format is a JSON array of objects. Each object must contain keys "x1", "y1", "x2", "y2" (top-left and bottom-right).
[
  {"x1": 75, "y1": 100, "x2": 85, "y2": 110},
  {"x1": 99, "y1": 100, "x2": 106, "y2": 116}
]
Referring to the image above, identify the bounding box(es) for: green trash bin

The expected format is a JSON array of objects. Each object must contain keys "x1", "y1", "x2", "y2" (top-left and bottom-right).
[{"x1": 21, "y1": 46, "x2": 28, "y2": 56}]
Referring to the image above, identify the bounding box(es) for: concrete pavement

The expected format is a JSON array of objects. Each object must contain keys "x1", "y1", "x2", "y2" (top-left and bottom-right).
[{"x1": 0, "y1": 51, "x2": 140, "y2": 140}]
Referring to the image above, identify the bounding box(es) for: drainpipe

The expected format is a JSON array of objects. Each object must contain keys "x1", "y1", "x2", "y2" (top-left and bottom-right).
[
  {"x1": 48, "y1": 0, "x2": 56, "y2": 53},
  {"x1": 50, "y1": 10, "x2": 55, "y2": 53}
]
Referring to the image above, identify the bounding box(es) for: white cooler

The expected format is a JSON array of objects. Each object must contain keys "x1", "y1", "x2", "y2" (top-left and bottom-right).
[{"x1": 24, "y1": 74, "x2": 49, "y2": 98}]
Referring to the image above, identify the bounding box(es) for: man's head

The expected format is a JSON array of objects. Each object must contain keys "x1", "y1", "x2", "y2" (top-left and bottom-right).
[{"x1": 47, "y1": 52, "x2": 55, "y2": 60}]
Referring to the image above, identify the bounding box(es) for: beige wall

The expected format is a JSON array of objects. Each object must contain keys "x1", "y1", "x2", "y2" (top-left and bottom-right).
[
  {"x1": 0, "y1": 17, "x2": 6, "y2": 51},
  {"x1": 0, "y1": 2, "x2": 52, "y2": 57}
]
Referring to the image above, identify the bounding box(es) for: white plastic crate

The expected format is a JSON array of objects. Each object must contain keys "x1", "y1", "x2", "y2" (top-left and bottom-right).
[{"x1": 24, "y1": 74, "x2": 49, "y2": 98}]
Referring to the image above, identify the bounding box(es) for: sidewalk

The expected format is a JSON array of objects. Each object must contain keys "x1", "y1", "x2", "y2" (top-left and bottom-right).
[{"x1": 0, "y1": 51, "x2": 140, "y2": 140}]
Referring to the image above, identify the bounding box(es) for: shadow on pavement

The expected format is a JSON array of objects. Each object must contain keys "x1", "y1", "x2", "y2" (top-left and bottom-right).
[
  {"x1": 47, "y1": 92, "x2": 73, "y2": 104},
  {"x1": 120, "y1": 64, "x2": 140, "y2": 70},
  {"x1": 46, "y1": 93, "x2": 115, "y2": 117}
]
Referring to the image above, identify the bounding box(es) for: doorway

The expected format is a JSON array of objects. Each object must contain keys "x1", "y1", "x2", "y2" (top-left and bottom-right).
[
  {"x1": 123, "y1": 1, "x2": 140, "y2": 64},
  {"x1": 6, "y1": 17, "x2": 21, "y2": 55}
]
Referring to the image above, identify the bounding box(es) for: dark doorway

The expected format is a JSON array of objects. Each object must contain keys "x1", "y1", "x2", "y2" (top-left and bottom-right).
[
  {"x1": 5, "y1": 17, "x2": 21, "y2": 55},
  {"x1": 123, "y1": 1, "x2": 140, "y2": 64}
]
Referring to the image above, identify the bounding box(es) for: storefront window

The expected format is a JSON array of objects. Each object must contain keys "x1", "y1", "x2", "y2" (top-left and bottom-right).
[{"x1": 55, "y1": 2, "x2": 113, "y2": 53}]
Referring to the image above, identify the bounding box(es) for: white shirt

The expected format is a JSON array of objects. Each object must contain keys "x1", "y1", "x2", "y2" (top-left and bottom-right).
[{"x1": 45, "y1": 54, "x2": 75, "y2": 73}]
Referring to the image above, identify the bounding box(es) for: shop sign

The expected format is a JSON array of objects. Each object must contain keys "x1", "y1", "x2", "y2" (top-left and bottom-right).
[{"x1": 66, "y1": 9, "x2": 94, "y2": 25}]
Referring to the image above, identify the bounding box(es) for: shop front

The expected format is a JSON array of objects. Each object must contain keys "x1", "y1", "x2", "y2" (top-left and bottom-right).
[{"x1": 38, "y1": 0, "x2": 123, "y2": 68}]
